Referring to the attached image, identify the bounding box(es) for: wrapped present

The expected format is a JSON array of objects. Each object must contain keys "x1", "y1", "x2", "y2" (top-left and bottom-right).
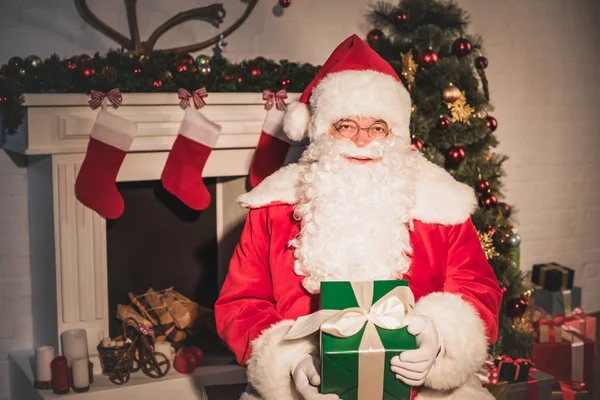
[
  {"x1": 533, "y1": 287, "x2": 581, "y2": 316},
  {"x1": 494, "y1": 356, "x2": 533, "y2": 382},
  {"x1": 484, "y1": 381, "x2": 508, "y2": 400},
  {"x1": 560, "y1": 307, "x2": 596, "y2": 341},
  {"x1": 284, "y1": 280, "x2": 417, "y2": 399},
  {"x1": 537, "y1": 316, "x2": 563, "y2": 344},
  {"x1": 477, "y1": 357, "x2": 500, "y2": 385},
  {"x1": 532, "y1": 331, "x2": 595, "y2": 395},
  {"x1": 551, "y1": 381, "x2": 589, "y2": 399},
  {"x1": 506, "y1": 370, "x2": 553, "y2": 400},
  {"x1": 532, "y1": 263, "x2": 574, "y2": 292}
]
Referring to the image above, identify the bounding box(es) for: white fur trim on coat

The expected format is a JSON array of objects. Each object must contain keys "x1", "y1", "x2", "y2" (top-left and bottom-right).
[
  {"x1": 238, "y1": 157, "x2": 476, "y2": 225},
  {"x1": 246, "y1": 319, "x2": 318, "y2": 400},
  {"x1": 308, "y1": 70, "x2": 412, "y2": 141},
  {"x1": 416, "y1": 376, "x2": 494, "y2": 400},
  {"x1": 414, "y1": 293, "x2": 488, "y2": 391}
]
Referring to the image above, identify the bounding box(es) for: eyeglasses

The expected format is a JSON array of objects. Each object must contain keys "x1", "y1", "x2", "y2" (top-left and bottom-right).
[{"x1": 333, "y1": 119, "x2": 390, "y2": 140}]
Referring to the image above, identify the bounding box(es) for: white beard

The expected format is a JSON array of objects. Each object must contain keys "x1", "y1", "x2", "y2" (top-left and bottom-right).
[{"x1": 290, "y1": 134, "x2": 420, "y2": 294}]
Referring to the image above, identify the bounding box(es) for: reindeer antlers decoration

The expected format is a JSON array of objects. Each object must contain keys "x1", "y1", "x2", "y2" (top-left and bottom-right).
[{"x1": 74, "y1": 0, "x2": 259, "y2": 55}]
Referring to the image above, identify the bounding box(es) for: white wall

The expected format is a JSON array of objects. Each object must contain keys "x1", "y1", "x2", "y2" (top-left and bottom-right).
[{"x1": 0, "y1": 0, "x2": 599, "y2": 397}]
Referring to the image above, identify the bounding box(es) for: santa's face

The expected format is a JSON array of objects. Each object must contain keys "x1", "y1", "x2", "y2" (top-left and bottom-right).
[{"x1": 290, "y1": 116, "x2": 420, "y2": 294}]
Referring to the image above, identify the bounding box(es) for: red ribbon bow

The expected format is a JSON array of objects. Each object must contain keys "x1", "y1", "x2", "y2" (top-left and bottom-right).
[
  {"x1": 88, "y1": 88, "x2": 122, "y2": 109},
  {"x1": 138, "y1": 323, "x2": 155, "y2": 338},
  {"x1": 497, "y1": 356, "x2": 533, "y2": 381},
  {"x1": 558, "y1": 380, "x2": 586, "y2": 400},
  {"x1": 178, "y1": 87, "x2": 208, "y2": 109},
  {"x1": 262, "y1": 89, "x2": 288, "y2": 111}
]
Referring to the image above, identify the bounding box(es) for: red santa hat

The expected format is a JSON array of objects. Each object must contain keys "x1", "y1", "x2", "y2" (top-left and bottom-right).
[{"x1": 283, "y1": 34, "x2": 412, "y2": 142}]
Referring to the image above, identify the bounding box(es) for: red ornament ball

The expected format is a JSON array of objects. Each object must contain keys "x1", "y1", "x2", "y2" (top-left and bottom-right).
[
  {"x1": 452, "y1": 38, "x2": 472, "y2": 57},
  {"x1": 251, "y1": 67, "x2": 262, "y2": 77},
  {"x1": 475, "y1": 178, "x2": 490, "y2": 193},
  {"x1": 177, "y1": 53, "x2": 194, "y2": 65},
  {"x1": 485, "y1": 116, "x2": 498, "y2": 133},
  {"x1": 418, "y1": 48, "x2": 438, "y2": 69},
  {"x1": 0, "y1": 96, "x2": 7, "y2": 105},
  {"x1": 411, "y1": 137, "x2": 423, "y2": 151},
  {"x1": 367, "y1": 29, "x2": 384, "y2": 43},
  {"x1": 279, "y1": 75, "x2": 291, "y2": 89},
  {"x1": 174, "y1": 351, "x2": 197, "y2": 374},
  {"x1": 479, "y1": 192, "x2": 498, "y2": 209},
  {"x1": 487, "y1": 226, "x2": 497, "y2": 236},
  {"x1": 187, "y1": 346, "x2": 205, "y2": 367},
  {"x1": 279, "y1": 0, "x2": 291, "y2": 8},
  {"x1": 77, "y1": 54, "x2": 91, "y2": 63},
  {"x1": 80, "y1": 63, "x2": 95, "y2": 77},
  {"x1": 66, "y1": 59, "x2": 77, "y2": 70},
  {"x1": 236, "y1": 76, "x2": 243, "y2": 84},
  {"x1": 152, "y1": 78, "x2": 163, "y2": 90},
  {"x1": 446, "y1": 146, "x2": 466, "y2": 167},
  {"x1": 177, "y1": 64, "x2": 189, "y2": 73},
  {"x1": 437, "y1": 116, "x2": 450, "y2": 130},
  {"x1": 507, "y1": 296, "x2": 528, "y2": 318},
  {"x1": 475, "y1": 56, "x2": 489, "y2": 69},
  {"x1": 393, "y1": 10, "x2": 407, "y2": 24},
  {"x1": 223, "y1": 74, "x2": 232, "y2": 81}
]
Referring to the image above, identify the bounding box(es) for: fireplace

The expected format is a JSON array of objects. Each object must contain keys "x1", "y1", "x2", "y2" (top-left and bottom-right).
[{"x1": 4, "y1": 92, "x2": 302, "y2": 398}]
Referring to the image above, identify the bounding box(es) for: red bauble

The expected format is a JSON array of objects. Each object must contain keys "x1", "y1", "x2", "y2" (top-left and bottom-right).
[
  {"x1": 80, "y1": 62, "x2": 95, "y2": 77},
  {"x1": 485, "y1": 116, "x2": 498, "y2": 133},
  {"x1": 223, "y1": 74, "x2": 232, "y2": 81},
  {"x1": 475, "y1": 178, "x2": 490, "y2": 193},
  {"x1": 177, "y1": 64, "x2": 189, "y2": 73},
  {"x1": 418, "y1": 48, "x2": 439, "y2": 69},
  {"x1": 446, "y1": 146, "x2": 466, "y2": 166},
  {"x1": 0, "y1": 97, "x2": 7, "y2": 105},
  {"x1": 475, "y1": 56, "x2": 489, "y2": 69},
  {"x1": 507, "y1": 296, "x2": 527, "y2": 318},
  {"x1": 133, "y1": 63, "x2": 143, "y2": 75},
  {"x1": 452, "y1": 38, "x2": 472, "y2": 57},
  {"x1": 177, "y1": 53, "x2": 194, "y2": 65},
  {"x1": 367, "y1": 29, "x2": 384, "y2": 43},
  {"x1": 152, "y1": 78, "x2": 163, "y2": 90},
  {"x1": 487, "y1": 227, "x2": 497, "y2": 236},
  {"x1": 77, "y1": 54, "x2": 91, "y2": 63},
  {"x1": 236, "y1": 76, "x2": 243, "y2": 84},
  {"x1": 279, "y1": 75, "x2": 291, "y2": 89},
  {"x1": 187, "y1": 346, "x2": 205, "y2": 367},
  {"x1": 279, "y1": 0, "x2": 291, "y2": 8},
  {"x1": 411, "y1": 137, "x2": 423, "y2": 151},
  {"x1": 66, "y1": 59, "x2": 77, "y2": 70},
  {"x1": 500, "y1": 286, "x2": 507, "y2": 294},
  {"x1": 479, "y1": 192, "x2": 498, "y2": 209},
  {"x1": 393, "y1": 10, "x2": 407, "y2": 24},
  {"x1": 437, "y1": 116, "x2": 450, "y2": 130},
  {"x1": 174, "y1": 351, "x2": 196, "y2": 374},
  {"x1": 251, "y1": 68, "x2": 262, "y2": 77}
]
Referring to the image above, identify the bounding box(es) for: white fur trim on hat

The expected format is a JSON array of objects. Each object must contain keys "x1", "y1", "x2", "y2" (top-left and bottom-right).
[
  {"x1": 414, "y1": 292, "x2": 488, "y2": 391},
  {"x1": 246, "y1": 319, "x2": 317, "y2": 400},
  {"x1": 308, "y1": 70, "x2": 412, "y2": 141},
  {"x1": 238, "y1": 156, "x2": 477, "y2": 225},
  {"x1": 283, "y1": 101, "x2": 311, "y2": 142}
]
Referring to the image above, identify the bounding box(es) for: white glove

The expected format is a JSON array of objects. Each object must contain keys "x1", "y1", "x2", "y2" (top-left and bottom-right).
[
  {"x1": 390, "y1": 315, "x2": 442, "y2": 387},
  {"x1": 291, "y1": 355, "x2": 339, "y2": 400}
]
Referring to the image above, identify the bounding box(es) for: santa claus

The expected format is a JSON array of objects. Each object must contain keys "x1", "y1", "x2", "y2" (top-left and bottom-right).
[{"x1": 215, "y1": 34, "x2": 502, "y2": 400}]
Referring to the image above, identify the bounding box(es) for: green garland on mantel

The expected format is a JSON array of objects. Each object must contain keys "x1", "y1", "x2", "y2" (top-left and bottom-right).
[{"x1": 0, "y1": 50, "x2": 322, "y2": 135}]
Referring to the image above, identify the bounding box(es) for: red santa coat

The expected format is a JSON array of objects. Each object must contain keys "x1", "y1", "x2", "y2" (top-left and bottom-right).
[{"x1": 215, "y1": 160, "x2": 502, "y2": 400}]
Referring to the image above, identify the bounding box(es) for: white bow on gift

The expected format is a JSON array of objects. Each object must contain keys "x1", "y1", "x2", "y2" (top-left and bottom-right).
[{"x1": 284, "y1": 282, "x2": 415, "y2": 400}]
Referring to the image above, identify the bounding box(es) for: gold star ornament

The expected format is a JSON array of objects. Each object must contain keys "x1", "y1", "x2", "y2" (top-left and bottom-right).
[
  {"x1": 478, "y1": 230, "x2": 499, "y2": 260},
  {"x1": 446, "y1": 91, "x2": 475, "y2": 125}
]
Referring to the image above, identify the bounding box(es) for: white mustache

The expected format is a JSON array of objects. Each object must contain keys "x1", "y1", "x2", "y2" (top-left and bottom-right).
[{"x1": 330, "y1": 141, "x2": 386, "y2": 158}]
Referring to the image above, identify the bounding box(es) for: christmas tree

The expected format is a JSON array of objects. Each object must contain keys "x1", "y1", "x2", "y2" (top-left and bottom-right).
[{"x1": 367, "y1": 0, "x2": 532, "y2": 358}]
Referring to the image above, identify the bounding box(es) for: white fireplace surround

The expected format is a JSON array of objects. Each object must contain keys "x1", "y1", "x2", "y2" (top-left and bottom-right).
[{"x1": 3, "y1": 92, "x2": 302, "y2": 399}]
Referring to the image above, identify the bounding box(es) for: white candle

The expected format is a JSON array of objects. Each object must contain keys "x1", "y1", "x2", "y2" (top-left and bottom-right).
[
  {"x1": 61, "y1": 329, "x2": 89, "y2": 366},
  {"x1": 154, "y1": 342, "x2": 174, "y2": 362},
  {"x1": 72, "y1": 357, "x2": 90, "y2": 391},
  {"x1": 35, "y1": 346, "x2": 55, "y2": 382}
]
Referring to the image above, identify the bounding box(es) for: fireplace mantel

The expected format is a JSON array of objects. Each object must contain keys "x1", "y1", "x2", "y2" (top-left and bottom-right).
[{"x1": 4, "y1": 92, "x2": 302, "y2": 399}]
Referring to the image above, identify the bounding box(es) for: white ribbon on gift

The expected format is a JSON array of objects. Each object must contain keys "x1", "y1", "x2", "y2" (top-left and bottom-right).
[
  {"x1": 284, "y1": 282, "x2": 415, "y2": 400},
  {"x1": 561, "y1": 326, "x2": 584, "y2": 382}
]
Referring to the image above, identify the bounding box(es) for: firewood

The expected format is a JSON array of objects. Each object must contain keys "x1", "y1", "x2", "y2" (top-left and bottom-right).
[
  {"x1": 170, "y1": 328, "x2": 187, "y2": 343},
  {"x1": 129, "y1": 292, "x2": 159, "y2": 326},
  {"x1": 146, "y1": 288, "x2": 174, "y2": 325},
  {"x1": 117, "y1": 304, "x2": 153, "y2": 327}
]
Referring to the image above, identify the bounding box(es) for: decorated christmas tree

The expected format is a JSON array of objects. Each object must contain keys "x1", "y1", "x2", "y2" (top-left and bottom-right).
[{"x1": 367, "y1": 0, "x2": 532, "y2": 358}]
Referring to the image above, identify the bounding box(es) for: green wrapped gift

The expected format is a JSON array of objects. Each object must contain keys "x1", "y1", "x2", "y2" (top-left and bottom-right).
[{"x1": 320, "y1": 281, "x2": 417, "y2": 400}]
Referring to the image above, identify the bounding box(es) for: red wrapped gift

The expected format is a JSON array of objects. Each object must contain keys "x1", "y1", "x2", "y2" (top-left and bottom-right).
[
  {"x1": 560, "y1": 307, "x2": 596, "y2": 341},
  {"x1": 532, "y1": 330, "x2": 595, "y2": 396},
  {"x1": 537, "y1": 315, "x2": 563, "y2": 343}
]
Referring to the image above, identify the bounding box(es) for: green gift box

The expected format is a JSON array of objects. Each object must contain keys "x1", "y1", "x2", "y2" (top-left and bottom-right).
[{"x1": 320, "y1": 280, "x2": 417, "y2": 400}]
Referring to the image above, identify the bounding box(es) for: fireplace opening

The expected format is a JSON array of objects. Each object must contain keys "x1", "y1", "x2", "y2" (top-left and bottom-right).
[{"x1": 107, "y1": 179, "x2": 233, "y2": 360}]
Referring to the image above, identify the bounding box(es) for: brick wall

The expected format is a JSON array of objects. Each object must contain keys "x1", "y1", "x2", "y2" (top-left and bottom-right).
[{"x1": 0, "y1": 0, "x2": 599, "y2": 398}]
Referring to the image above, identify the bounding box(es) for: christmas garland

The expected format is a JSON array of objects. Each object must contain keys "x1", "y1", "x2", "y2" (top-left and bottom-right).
[{"x1": 0, "y1": 51, "x2": 321, "y2": 134}]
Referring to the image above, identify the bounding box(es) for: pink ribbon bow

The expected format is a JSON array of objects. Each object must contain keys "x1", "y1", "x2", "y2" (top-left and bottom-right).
[
  {"x1": 178, "y1": 87, "x2": 208, "y2": 109},
  {"x1": 262, "y1": 89, "x2": 288, "y2": 111},
  {"x1": 88, "y1": 88, "x2": 122, "y2": 109}
]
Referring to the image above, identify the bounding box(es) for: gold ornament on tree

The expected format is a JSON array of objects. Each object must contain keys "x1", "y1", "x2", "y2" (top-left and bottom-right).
[
  {"x1": 447, "y1": 91, "x2": 475, "y2": 124},
  {"x1": 443, "y1": 83, "x2": 461, "y2": 103},
  {"x1": 478, "y1": 230, "x2": 499, "y2": 260},
  {"x1": 400, "y1": 51, "x2": 417, "y2": 89}
]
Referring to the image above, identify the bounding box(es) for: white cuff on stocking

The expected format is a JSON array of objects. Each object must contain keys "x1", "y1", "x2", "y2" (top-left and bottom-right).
[
  {"x1": 179, "y1": 108, "x2": 222, "y2": 148},
  {"x1": 90, "y1": 110, "x2": 137, "y2": 151},
  {"x1": 262, "y1": 108, "x2": 293, "y2": 144}
]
